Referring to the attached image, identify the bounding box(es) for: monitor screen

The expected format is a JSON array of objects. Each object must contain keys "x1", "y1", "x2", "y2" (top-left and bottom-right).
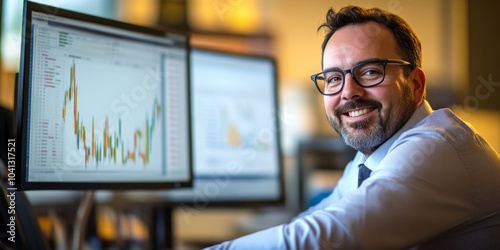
[
  {"x1": 16, "y1": 2, "x2": 192, "y2": 190},
  {"x1": 115, "y1": 48, "x2": 284, "y2": 207}
]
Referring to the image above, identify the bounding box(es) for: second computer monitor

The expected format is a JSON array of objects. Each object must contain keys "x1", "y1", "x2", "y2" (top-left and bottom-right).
[{"x1": 187, "y1": 48, "x2": 284, "y2": 205}]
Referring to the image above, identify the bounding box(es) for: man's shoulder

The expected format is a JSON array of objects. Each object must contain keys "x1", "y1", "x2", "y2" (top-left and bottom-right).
[
  {"x1": 396, "y1": 107, "x2": 493, "y2": 156},
  {"x1": 410, "y1": 108, "x2": 475, "y2": 139}
]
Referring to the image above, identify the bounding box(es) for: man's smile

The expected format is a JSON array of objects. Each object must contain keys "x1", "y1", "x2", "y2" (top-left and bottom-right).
[{"x1": 345, "y1": 107, "x2": 376, "y2": 118}]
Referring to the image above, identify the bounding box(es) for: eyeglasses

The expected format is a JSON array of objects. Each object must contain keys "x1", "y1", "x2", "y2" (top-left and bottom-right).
[{"x1": 311, "y1": 59, "x2": 414, "y2": 96}]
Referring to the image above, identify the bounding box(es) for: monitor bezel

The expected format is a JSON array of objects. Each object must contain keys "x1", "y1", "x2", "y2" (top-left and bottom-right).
[{"x1": 16, "y1": 1, "x2": 193, "y2": 190}]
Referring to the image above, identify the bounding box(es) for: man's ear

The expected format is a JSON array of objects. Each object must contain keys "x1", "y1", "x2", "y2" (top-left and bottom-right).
[{"x1": 410, "y1": 68, "x2": 426, "y2": 103}]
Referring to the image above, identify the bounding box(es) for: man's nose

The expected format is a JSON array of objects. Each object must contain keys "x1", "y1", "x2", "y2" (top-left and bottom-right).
[{"x1": 340, "y1": 73, "x2": 365, "y2": 100}]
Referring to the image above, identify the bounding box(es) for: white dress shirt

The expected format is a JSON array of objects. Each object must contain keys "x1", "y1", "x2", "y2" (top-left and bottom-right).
[{"x1": 206, "y1": 101, "x2": 500, "y2": 249}]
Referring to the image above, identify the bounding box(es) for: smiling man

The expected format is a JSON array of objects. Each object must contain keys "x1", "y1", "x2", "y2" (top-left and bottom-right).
[{"x1": 206, "y1": 6, "x2": 500, "y2": 249}]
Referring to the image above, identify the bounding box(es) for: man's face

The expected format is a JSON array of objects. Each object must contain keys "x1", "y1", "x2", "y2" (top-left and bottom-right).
[{"x1": 322, "y1": 22, "x2": 419, "y2": 155}]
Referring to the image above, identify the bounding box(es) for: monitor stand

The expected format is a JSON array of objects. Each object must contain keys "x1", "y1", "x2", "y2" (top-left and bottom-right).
[
  {"x1": 71, "y1": 190, "x2": 94, "y2": 250},
  {"x1": 152, "y1": 205, "x2": 174, "y2": 250}
]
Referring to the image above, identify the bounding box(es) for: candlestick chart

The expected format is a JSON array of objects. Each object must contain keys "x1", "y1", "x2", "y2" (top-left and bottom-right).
[{"x1": 61, "y1": 59, "x2": 163, "y2": 169}]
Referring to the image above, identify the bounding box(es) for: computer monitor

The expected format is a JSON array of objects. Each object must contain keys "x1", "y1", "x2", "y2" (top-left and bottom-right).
[
  {"x1": 119, "y1": 48, "x2": 285, "y2": 207},
  {"x1": 16, "y1": 1, "x2": 192, "y2": 190}
]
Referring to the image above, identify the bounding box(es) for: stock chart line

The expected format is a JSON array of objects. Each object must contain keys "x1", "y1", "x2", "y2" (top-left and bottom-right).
[{"x1": 62, "y1": 60, "x2": 161, "y2": 167}]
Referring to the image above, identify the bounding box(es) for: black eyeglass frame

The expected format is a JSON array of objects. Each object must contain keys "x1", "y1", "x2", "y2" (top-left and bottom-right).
[{"x1": 311, "y1": 59, "x2": 414, "y2": 96}]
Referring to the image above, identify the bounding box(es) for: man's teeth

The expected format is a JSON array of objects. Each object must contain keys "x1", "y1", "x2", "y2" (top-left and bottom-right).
[{"x1": 348, "y1": 108, "x2": 371, "y2": 117}]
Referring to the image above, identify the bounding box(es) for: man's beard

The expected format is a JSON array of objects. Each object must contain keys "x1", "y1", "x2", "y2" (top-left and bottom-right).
[{"x1": 327, "y1": 86, "x2": 417, "y2": 155}]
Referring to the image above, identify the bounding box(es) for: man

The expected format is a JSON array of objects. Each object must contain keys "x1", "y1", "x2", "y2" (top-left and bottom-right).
[{"x1": 206, "y1": 6, "x2": 500, "y2": 249}]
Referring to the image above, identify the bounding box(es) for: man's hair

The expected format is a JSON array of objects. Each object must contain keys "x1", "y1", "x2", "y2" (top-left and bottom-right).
[{"x1": 319, "y1": 6, "x2": 422, "y2": 69}]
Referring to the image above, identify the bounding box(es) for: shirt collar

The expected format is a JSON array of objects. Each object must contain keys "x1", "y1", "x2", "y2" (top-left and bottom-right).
[{"x1": 356, "y1": 100, "x2": 433, "y2": 171}]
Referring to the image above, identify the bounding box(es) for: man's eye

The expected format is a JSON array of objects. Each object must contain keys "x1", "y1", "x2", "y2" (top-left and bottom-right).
[
  {"x1": 327, "y1": 76, "x2": 342, "y2": 84},
  {"x1": 361, "y1": 69, "x2": 382, "y2": 76}
]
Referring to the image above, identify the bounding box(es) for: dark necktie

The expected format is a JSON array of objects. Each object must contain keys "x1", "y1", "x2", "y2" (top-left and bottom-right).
[{"x1": 358, "y1": 163, "x2": 372, "y2": 187}]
